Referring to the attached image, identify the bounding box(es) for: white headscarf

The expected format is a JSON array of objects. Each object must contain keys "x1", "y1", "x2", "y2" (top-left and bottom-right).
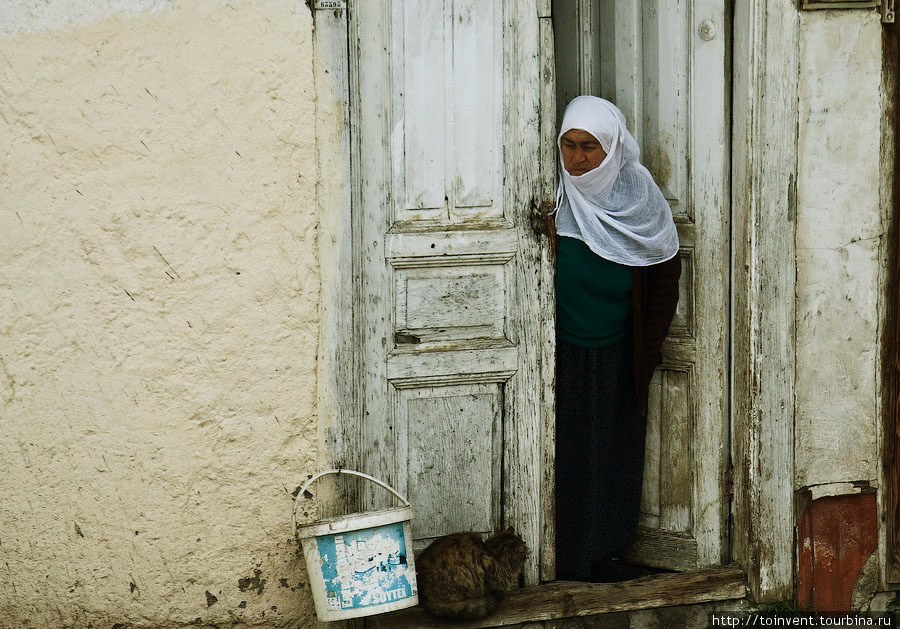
[{"x1": 554, "y1": 95, "x2": 679, "y2": 267}]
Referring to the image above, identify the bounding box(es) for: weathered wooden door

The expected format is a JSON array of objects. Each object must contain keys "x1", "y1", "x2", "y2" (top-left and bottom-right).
[
  {"x1": 553, "y1": 0, "x2": 730, "y2": 570},
  {"x1": 350, "y1": 0, "x2": 552, "y2": 584}
]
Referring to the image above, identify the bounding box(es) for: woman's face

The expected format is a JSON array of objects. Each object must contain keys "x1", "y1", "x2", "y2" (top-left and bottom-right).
[{"x1": 560, "y1": 129, "x2": 607, "y2": 176}]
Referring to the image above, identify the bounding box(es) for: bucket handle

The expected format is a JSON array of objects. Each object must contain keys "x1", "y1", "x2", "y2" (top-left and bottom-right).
[{"x1": 291, "y1": 469, "x2": 411, "y2": 539}]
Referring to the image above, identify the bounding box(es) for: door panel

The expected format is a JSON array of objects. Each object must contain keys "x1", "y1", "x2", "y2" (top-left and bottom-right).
[
  {"x1": 397, "y1": 1, "x2": 502, "y2": 224},
  {"x1": 553, "y1": 0, "x2": 730, "y2": 570},
  {"x1": 399, "y1": 384, "x2": 503, "y2": 546},
  {"x1": 352, "y1": 0, "x2": 547, "y2": 583}
]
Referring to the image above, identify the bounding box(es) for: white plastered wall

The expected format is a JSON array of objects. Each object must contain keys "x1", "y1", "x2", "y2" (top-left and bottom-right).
[
  {"x1": 0, "y1": 1, "x2": 334, "y2": 626},
  {"x1": 795, "y1": 10, "x2": 885, "y2": 493}
]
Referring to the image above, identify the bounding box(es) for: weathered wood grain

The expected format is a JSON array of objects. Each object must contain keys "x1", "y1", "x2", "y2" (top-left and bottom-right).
[
  {"x1": 639, "y1": 0, "x2": 690, "y2": 208},
  {"x1": 669, "y1": 250, "x2": 695, "y2": 337},
  {"x1": 501, "y1": 0, "x2": 545, "y2": 585},
  {"x1": 452, "y1": 1, "x2": 499, "y2": 212},
  {"x1": 312, "y1": 0, "x2": 359, "y2": 518},
  {"x1": 408, "y1": 390, "x2": 498, "y2": 535},
  {"x1": 660, "y1": 369, "x2": 693, "y2": 533},
  {"x1": 538, "y1": 12, "x2": 558, "y2": 582},
  {"x1": 641, "y1": 373, "x2": 662, "y2": 524},
  {"x1": 346, "y1": 0, "x2": 550, "y2": 587},
  {"x1": 618, "y1": 526, "x2": 700, "y2": 572},
  {"x1": 881, "y1": 19, "x2": 900, "y2": 586},
  {"x1": 685, "y1": 0, "x2": 731, "y2": 568},
  {"x1": 537, "y1": 0, "x2": 551, "y2": 19},
  {"x1": 598, "y1": 0, "x2": 643, "y2": 145},
  {"x1": 402, "y1": 1, "x2": 446, "y2": 216},
  {"x1": 386, "y1": 348, "x2": 518, "y2": 387},
  {"x1": 395, "y1": 268, "x2": 506, "y2": 342},
  {"x1": 354, "y1": 0, "x2": 397, "y2": 518},
  {"x1": 369, "y1": 564, "x2": 747, "y2": 628},
  {"x1": 731, "y1": 0, "x2": 799, "y2": 602},
  {"x1": 311, "y1": 7, "x2": 358, "y2": 629},
  {"x1": 551, "y1": 0, "x2": 600, "y2": 123}
]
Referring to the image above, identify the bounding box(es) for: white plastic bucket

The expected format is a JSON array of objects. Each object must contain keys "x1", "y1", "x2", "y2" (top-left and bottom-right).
[{"x1": 292, "y1": 469, "x2": 418, "y2": 622}]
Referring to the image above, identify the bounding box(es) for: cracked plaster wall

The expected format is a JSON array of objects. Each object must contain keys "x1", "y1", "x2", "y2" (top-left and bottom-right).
[
  {"x1": 795, "y1": 10, "x2": 886, "y2": 490},
  {"x1": 0, "y1": 1, "x2": 327, "y2": 626}
]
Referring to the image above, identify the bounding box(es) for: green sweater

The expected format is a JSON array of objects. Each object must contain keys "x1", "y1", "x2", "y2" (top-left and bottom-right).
[{"x1": 556, "y1": 236, "x2": 633, "y2": 348}]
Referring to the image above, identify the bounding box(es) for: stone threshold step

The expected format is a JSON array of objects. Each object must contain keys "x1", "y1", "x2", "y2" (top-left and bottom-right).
[{"x1": 369, "y1": 563, "x2": 748, "y2": 629}]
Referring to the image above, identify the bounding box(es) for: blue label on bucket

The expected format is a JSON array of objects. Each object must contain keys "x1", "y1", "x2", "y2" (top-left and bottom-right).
[{"x1": 316, "y1": 522, "x2": 416, "y2": 611}]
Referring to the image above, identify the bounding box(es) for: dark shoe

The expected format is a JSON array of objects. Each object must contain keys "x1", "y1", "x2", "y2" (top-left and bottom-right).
[
  {"x1": 589, "y1": 557, "x2": 656, "y2": 582},
  {"x1": 555, "y1": 570, "x2": 591, "y2": 582}
]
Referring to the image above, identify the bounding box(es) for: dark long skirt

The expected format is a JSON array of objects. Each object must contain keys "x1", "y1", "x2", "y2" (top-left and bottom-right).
[{"x1": 555, "y1": 336, "x2": 647, "y2": 580}]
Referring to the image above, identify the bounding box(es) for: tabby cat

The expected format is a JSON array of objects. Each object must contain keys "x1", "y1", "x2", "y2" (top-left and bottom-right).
[{"x1": 415, "y1": 527, "x2": 528, "y2": 621}]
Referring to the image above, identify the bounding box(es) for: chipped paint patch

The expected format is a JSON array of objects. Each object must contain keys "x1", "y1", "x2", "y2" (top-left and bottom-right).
[{"x1": 238, "y1": 568, "x2": 266, "y2": 595}]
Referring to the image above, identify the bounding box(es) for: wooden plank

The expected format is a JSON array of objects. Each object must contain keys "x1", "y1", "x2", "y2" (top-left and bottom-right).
[
  {"x1": 664, "y1": 0, "x2": 732, "y2": 554},
  {"x1": 660, "y1": 369, "x2": 693, "y2": 532},
  {"x1": 311, "y1": 6, "x2": 357, "y2": 629},
  {"x1": 552, "y1": 0, "x2": 600, "y2": 121},
  {"x1": 403, "y1": 0, "x2": 447, "y2": 214},
  {"x1": 618, "y1": 527, "x2": 699, "y2": 572},
  {"x1": 575, "y1": 0, "x2": 601, "y2": 99},
  {"x1": 538, "y1": 13, "x2": 557, "y2": 583},
  {"x1": 395, "y1": 266, "x2": 506, "y2": 341},
  {"x1": 617, "y1": 0, "x2": 643, "y2": 143},
  {"x1": 640, "y1": 372, "x2": 662, "y2": 525},
  {"x1": 537, "y1": 0, "x2": 551, "y2": 19},
  {"x1": 658, "y1": 336, "x2": 698, "y2": 365},
  {"x1": 598, "y1": 0, "x2": 643, "y2": 143},
  {"x1": 354, "y1": 0, "x2": 399, "y2": 516},
  {"x1": 882, "y1": 18, "x2": 900, "y2": 585},
  {"x1": 669, "y1": 250, "x2": 694, "y2": 337},
  {"x1": 386, "y1": 347, "x2": 518, "y2": 386},
  {"x1": 369, "y1": 564, "x2": 747, "y2": 628},
  {"x1": 673, "y1": 0, "x2": 730, "y2": 570},
  {"x1": 502, "y1": 0, "x2": 545, "y2": 586},
  {"x1": 731, "y1": 0, "x2": 799, "y2": 602},
  {"x1": 452, "y1": 0, "x2": 499, "y2": 212},
  {"x1": 387, "y1": 229, "x2": 518, "y2": 260},
  {"x1": 640, "y1": 0, "x2": 689, "y2": 211},
  {"x1": 313, "y1": 0, "x2": 358, "y2": 515},
  {"x1": 402, "y1": 386, "x2": 500, "y2": 540}
]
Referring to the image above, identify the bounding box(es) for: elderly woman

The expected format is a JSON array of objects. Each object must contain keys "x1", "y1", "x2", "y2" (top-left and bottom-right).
[{"x1": 553, "y1": 96, "x2": 681, "y2": 582}]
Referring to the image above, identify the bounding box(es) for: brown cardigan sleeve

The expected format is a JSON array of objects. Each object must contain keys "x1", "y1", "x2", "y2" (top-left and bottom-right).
[{"x1": 631, "y1": 254, "x2": 682, "y2": 415}]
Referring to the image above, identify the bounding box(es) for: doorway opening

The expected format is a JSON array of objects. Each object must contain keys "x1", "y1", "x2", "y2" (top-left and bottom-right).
[{"x1": 551, "y1": 0, "x2": 733, "y2": 574}]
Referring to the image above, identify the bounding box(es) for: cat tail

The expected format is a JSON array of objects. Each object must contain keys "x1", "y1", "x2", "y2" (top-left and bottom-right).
[{"x1": 425, "y1": 592, "x2": 504, "y2": 621}]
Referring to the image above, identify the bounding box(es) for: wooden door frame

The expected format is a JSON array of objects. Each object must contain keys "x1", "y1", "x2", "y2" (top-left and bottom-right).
[
  {"x1": 308, "y1": 7, "x2": 358, "y2": 627},
  {"x1": 730, "y1": 0, "x2": 799, "y2": 603},
  {"x1": 311, "y1": 0, "x2": 802, "y2": 606},
  {"x1": 732, "y1": 1, "x2": 900, "y2": 600},
  {"x1": 882, "y1": 19, "x2": 900, "y2": 586},
  {"x1": 547, "y1": 0, "x2": 800, "y2": 602},
  {"x1": 310, "y1": 2, "x2": 362, "y2": 523},
  {"x1": 537, "y1": 0, "x2": 559, "y2": 583}
]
